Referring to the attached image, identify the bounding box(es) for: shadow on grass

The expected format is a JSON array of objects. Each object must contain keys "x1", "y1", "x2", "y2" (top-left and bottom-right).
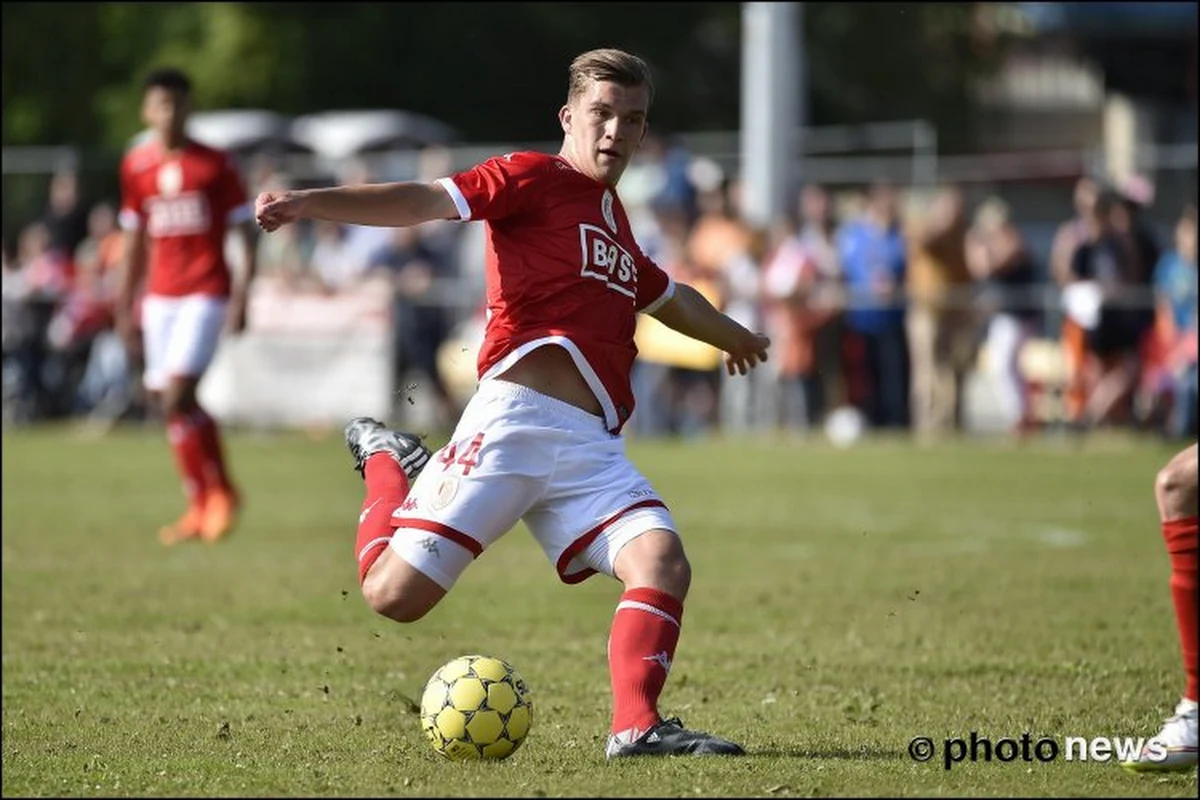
[{"x1": 748, "y1": 746, "x2": 906, "y2": 761}]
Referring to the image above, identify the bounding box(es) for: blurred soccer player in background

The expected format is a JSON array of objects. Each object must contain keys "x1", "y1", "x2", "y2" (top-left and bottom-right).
[
  {"x1": 257, "y1": 48, "x2": 768, "y2": 759},
  {"x1": 115, "y1": 68, "x2": 258, "y2": 545},
  {"x1": 1122, "y1": 443, "x2": 1198, "y2": 772}
]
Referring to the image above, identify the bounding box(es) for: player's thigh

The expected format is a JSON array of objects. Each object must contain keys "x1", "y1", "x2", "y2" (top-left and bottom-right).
[
  {"x1": 140, "y1": 295, "x2": 182, "y2": 392},
  {"x1": 388, "y1": 423, "x2": 553, "y2": 592},
  {"x1": 163, "y1": 295, "x2": 227, "y2": 380},
  {"x1": 525, "y1": 441, "x2": 678, "y2": 584}
]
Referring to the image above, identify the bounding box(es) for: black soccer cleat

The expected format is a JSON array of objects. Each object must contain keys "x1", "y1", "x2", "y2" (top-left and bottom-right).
[
  {"x1": 343, "y1": 417, "x2": 431, "y2": 482},
  {"x1": 605, "y1": 717, "x2": 746, "y2": 759}
]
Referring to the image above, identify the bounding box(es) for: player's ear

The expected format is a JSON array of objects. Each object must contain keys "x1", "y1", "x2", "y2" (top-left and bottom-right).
[{"x1": 558, "y1": 105, "x2": 571, "y2": 135}]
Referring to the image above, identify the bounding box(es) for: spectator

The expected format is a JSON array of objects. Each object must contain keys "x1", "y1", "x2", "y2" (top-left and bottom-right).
[
  {"x1": 836, "y1": 180, "x2": 910, "y2": 430},
  {"x1": 761, "y1": 214, "x2": 839, "y2": 432},
  {"x1": 967, "y1": 196, "x2": 1040, "y2": 434},
  {"x1": 308, "y1": 220, "x2": 370, "y2": 293},
  {"x1": 2, "y1": 239, "x2": 35, "y2": 424},
  {"x1": 252, "y1": 170, "x2": 309, "y2": 290},
  {"x1": 1051, "y1": 176, "x2": 1100, "y2": 424},
  {"x1": 42, "y1": 168, "x2": 90, "y2": 260},
  {"x1": 1069, "y1": 190, "x2": 1143, "y2": 428},
  {"x1": 906, "y1": 184, "x2": 978, "y2": 436},
  {"x1": 1144, "y1": 205, "x2": 1198, "y2": 439},
  {"x1": 73, "y1": 202, "x2": 125, "y2": 300},
  {"x1": 795, "y1": 183, "x2": 844, "y2": 422},
  {"x1": 368, "y1": 225, "x2": 458, "y2": 428},
  {"x1": 16, "y1": 221, "x2": 73, "y2": 419},
  {"x1": 685, "y1": 169, "x2": 749, "y2": 434}
]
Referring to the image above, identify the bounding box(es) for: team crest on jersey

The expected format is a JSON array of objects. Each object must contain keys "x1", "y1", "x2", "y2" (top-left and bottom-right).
[
  {"x1": 156, "y1": 162, "x2": 183, "y2": 197},
  {"x1": 432, "y1": 475, "x2": 459, "y2": 511},
  {"x1": 601, "y1": 190, "x2": 618, "y2": 234}
]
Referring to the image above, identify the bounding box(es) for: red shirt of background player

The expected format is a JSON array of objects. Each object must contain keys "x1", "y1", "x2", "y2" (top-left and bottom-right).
[
  {"x1": 118, "y1": 137, "x2": 250, "y2": 299},
  {"x1": 441, "y1": 151, "x2": 674, "y2": 434}
]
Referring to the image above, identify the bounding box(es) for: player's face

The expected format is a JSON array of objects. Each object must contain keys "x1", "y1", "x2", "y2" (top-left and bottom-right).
[
  {"x1": 560, "y1": 79, "x2": 649, "y2": 186},
  {"x1": 142, "y1": 86, "x2": 190, "y2": 142}
]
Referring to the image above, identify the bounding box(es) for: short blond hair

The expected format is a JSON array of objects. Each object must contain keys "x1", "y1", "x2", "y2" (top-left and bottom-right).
[{"x1": 567, "y1": 48, "x2": 654, "y2": 108}]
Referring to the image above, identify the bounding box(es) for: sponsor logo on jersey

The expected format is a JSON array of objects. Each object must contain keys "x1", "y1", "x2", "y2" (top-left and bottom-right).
[
  {"x1": 146, "y1": 192, "x2": 211, "y2": 237},
  {"x1": 578, "y1": 223, "x2": 638, "y2": 298}
]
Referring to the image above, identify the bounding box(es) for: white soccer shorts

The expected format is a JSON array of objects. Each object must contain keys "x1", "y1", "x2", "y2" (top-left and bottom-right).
[
  {"x1": 140, "y1": 294, "x2": 228, "y2": 391},
  {"x1": 388, "y1": 378, "x2": 679, "y2": 590}
]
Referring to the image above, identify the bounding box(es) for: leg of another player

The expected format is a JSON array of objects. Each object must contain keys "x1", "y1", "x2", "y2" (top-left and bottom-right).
[
  {"x1": 164, "y1": 373, "x2": 239, "y2": 543},
  {"x1": 605, "y1": 530, "x2": 744, "y2": 757},
  {"x1": 156, "y1": 375, "x2": 211, "y2": 544},
  {"x1": 1124, "y1": 443, "x2": 1198, "y2": 772},
  {"x1": 1156, "y1": 444, "x2": 1198, "y2": 706}
]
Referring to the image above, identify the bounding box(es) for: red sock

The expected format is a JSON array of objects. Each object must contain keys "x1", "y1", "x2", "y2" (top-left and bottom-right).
[
  {"x1": 608, "y1": 587, "x2": 684, "y2": 736},
  {"x1": 192, "y1": 408, "x2": 232, "y2": 494},
  {"x1": 166, "y1": 413, "x2": 207, "y2": 508},
  {"x1": 1163, "y1": 516, "x2": 1199, "y2": 702},
  {"x1": 356, "y1": 453, "x2": 411, "y2": 584}
]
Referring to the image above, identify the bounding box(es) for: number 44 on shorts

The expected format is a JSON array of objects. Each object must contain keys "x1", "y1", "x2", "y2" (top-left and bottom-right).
[{"x1": 437, "y1": 433, "x2": 485, "y2": 476}]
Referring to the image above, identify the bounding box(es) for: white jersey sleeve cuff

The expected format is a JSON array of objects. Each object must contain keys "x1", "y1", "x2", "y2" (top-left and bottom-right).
[
  {"x1": 118, "y1": 209, "x2": 143, "y2": 232},
  {"x1": 226, "y1": 203, "x2": 253, "y2": 225},
  {"x1": 436, "y1": 177, "x2": 472, "y2": 222},
  {"x1": 640, "y1": 278, "x2": 676, "y2": 315}
]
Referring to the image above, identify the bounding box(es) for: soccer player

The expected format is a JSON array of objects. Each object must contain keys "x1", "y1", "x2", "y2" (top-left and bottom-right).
[
  {"x1": 115, "y1": 68, "x2": 257, "y2": 545},
  {"x1": 256, "y1": 48, "x2": 768, "y2": 758},
  {"x1": 1122, "y1": 443, "x2": 1198, "y2": 772}
]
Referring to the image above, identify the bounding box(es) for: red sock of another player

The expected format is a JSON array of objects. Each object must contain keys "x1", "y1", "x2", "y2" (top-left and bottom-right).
[
  {"x1": 356, "y1": 453, "x2": 412, "y2": 584},
  {"x1": 192, "y1": 408, "x2": 233, "y2": 494},
  {"x1": 1163, "y1": 516, "x2": 1199, "y2": 701},
  {"x1": 166, "y1": 412, "x2": 207, "y2": 509},
  {"x1": 608, "y1": 587, "x2": 684, "y2": 737}
]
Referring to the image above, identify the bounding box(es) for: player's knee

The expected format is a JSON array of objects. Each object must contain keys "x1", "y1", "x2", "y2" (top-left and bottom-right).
[
  {"x1": 361, "y1": 564, "x2": 445, "y2": 624},
  {"x1": 616, "y1": 531, "x2": 691, "y2": 600},
  {"x1": 1156, "y1": 462, "x2": 1189, "y2": 515},
  {"x1": 360, "y1": 575, "x2": 432, "y2": 624}
]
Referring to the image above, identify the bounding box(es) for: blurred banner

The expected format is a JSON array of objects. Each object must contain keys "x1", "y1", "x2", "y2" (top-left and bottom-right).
[{"x1": 198, "y1": 276, "x2": 393, "y2": 428}]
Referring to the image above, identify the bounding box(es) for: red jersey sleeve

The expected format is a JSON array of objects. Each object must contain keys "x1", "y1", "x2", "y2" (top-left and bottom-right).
[
  {"x1": 118, "y1": 155, "x2": 145, "y2": 232},
  {"x1": 214, "y1": 153, "x2": 251, "y2": 225},
  {"x1": 634, "y1": 247, "x2": 675, "y2": 314},
  {"x1": 436, "y1": 152, "x2": 546, "y2": 222}
]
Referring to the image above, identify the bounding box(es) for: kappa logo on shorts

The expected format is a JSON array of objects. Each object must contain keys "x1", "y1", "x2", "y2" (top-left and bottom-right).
[
  {"x1": 418, "y1": 537, "x2": 441, "y2": 558},
  {"x1": 399, "y1": 496, "x2": 419, "y2": 512}
]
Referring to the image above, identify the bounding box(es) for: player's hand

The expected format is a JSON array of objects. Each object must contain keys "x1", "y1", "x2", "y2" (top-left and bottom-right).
[
  {"x1": 724, "y1": 331, "x2": 770, "y2": 376},
  {"x1": 114, "y1": 307, "x2": 140, "y2": 357},
  {"x1": 225, "y1": 294, "x2": 249, "y2": 336},
  {"x1": 255, "y1": 190, "x2": 307, "y2": 232}
]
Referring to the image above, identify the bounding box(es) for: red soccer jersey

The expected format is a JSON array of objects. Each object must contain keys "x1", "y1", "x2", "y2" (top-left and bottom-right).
[
  {"x1": 438, "y1": 151, "x2": 675, "y2": 434},
  {"x1": 118, "y1": 137, "x2": 250, "y2": 298}
]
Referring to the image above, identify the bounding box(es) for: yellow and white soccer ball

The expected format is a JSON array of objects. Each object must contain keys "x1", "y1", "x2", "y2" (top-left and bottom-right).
[{"x1": 419, "y1": 654, "x2": 533, "y2": 761}]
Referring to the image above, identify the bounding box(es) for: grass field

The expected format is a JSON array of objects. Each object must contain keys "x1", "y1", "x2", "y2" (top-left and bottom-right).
[{"x1": 2, "y1": 424, "x2": 1197, "y2": 797}]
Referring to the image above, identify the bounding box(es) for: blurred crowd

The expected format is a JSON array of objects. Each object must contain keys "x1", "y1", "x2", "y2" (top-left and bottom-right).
[{"x1": 3, "y1": 138, "x2": 1196, "y2": 442}]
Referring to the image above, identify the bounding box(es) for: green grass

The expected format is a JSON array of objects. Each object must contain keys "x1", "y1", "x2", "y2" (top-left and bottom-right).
[{"x1": 2, "y1": 424, "x2": 1197, "y2": 797}]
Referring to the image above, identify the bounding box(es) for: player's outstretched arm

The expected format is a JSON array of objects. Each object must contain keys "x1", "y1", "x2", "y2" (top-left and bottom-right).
[
  {"x1": 255, "y1": 181, "x2": 458, "y2": 232},
  {"x1": 651, "y1": 282, "x2": 770, "y2": 376}
]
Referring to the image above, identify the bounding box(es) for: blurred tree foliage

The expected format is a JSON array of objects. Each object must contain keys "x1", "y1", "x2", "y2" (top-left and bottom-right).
[{"x1": 3, "y1": 2, "x2": 999, "y2": 152}]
